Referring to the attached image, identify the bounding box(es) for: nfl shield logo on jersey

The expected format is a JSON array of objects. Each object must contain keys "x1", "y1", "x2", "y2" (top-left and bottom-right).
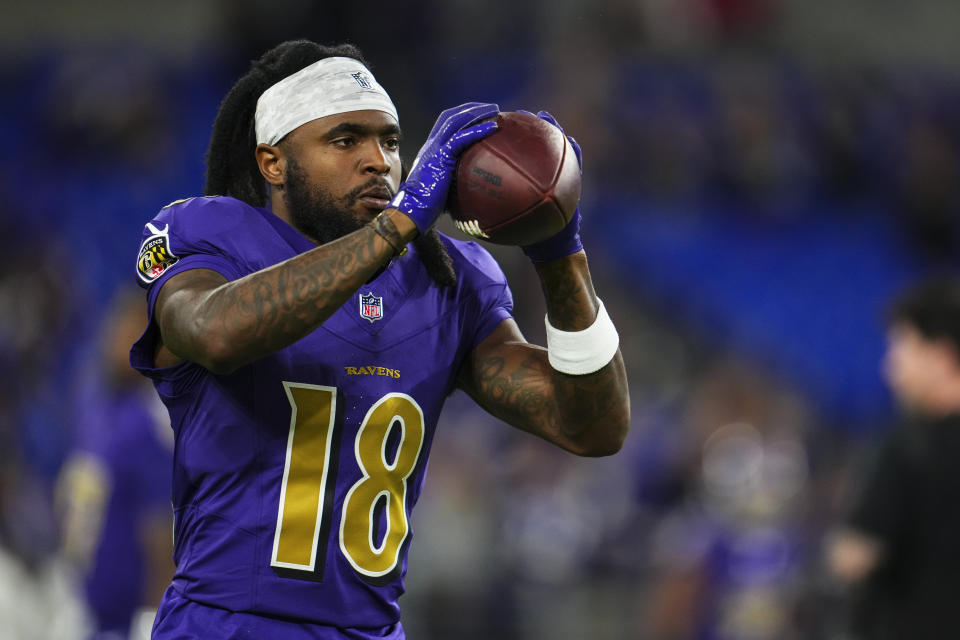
[{"x1": 359, "y1": 292, "x2": 383, "y2": 323}]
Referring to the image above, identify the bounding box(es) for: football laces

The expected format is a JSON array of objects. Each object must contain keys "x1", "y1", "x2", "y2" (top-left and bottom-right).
[{"x1": 454, "y1": 219, "x2": 490, "y2": 239}]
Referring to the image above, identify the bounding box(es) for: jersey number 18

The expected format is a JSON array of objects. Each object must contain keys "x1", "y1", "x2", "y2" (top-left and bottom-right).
[{"x1": 271, "y1": 382, "x2": 425, "y2": 583}]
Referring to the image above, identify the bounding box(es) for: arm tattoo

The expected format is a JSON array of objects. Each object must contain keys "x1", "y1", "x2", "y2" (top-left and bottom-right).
[
  {"x1": 472, "y1": 349, "x2": 628, "y2": 445},
  {"x1": 476, "y1": 355, "x2": 558, "y2": 432},
  {"x1": 461, "y1": 250, "x2": 629, "y2": 453},
  {"x1": 372, "y1": 212, "x2": 407, "y2": 256},
  {"x1": 164, "y1": 222, "x2": 402, "y2": 370},
  {"x1": 534, "y1": 252, "x2": 598, "y2": 330},
  {"x1": 220, "y1": 226, "x2": 380, "y2": 348}
]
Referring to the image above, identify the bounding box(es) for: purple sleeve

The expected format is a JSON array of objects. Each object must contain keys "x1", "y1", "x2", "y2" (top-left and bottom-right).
[
  {"x1": 452, "y1": 238, "x2": 515, "y2": 351},
  {"x1": 470, "y1": 283, "x2": 513, "y2": 349},
  {"x1": 134, "y1": 197, "x2": 247, "y2": 293},
  {"x1": 130, "y1": 197, "x2": 249, "y2": 380}
]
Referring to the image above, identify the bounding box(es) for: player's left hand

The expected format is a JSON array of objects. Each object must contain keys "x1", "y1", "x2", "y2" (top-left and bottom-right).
[
  {"x1": 518, "y1": 110, "x2": 584, "y2": 264},
  {"x1": 390, "y1": 102, "x2": 500, "y2": 233}
]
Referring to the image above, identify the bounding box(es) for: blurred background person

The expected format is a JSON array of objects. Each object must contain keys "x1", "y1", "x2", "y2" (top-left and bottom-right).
[
  {"x1": 826, "y1": 277, "x2": 960, "y2": 640},
  {"x1": 635, "y1": 358, "x2": 814, "y2": 640},
  {"x1": 56, "y1": 288, "x2": 174, "y2": 640}
]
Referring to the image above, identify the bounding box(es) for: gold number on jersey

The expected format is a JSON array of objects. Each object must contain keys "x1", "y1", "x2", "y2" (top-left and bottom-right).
[
  {"x1": 271, "y1": 382, "x2": 337, "y2": 572},
  {"x1": 272, "y1": 385, "x2": 425, "y2": 580},
  {"x1": 339, "y1": 393, "x2": 424, "y2": 577}
]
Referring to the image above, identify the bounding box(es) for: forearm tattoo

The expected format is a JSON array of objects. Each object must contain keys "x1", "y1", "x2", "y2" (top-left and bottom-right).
[
  {"x1": 197, "y1": 224, "x2": 393, "y2": 362},
  {"x1": 534, "y1": 253, "x2": 597, "y2": 330},
  {"x1": 371, "y1": 212, "x2": 407, "y2": 257},
  {"x1": 462, "y1": 251, "x2": 629, "y2": 450},
  {"x1": 477, "y1": 355, "x2": 554, "y2": 426},
  {"x1": 474, "y1": 350, "x2": 627, "y2": 443}
]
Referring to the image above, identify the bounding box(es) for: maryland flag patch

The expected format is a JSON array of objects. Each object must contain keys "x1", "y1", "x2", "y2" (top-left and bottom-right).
[{"x1": 136, "y1": 223, "x2": 180, "y2": 283}]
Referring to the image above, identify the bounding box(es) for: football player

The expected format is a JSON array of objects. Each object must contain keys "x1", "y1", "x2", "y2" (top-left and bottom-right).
[{"x1": 131, "y1": 40, "x2": 629, "y2": 639}]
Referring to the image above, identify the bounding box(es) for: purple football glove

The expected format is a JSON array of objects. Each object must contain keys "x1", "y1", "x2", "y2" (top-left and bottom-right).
[
  {"x1": 519, "y1": 110, "x2": 584, "y2": 264},
  {"x1": 389, "y1": 102, "x2": 500, "y2": 232}
]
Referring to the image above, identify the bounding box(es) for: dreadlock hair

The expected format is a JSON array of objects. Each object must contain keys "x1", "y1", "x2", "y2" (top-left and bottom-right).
[
  {"x1": 205, "y1": 40, "x2": 367, "y2": 205},
  {"x1": 204, "y1": 39, "x2": 456, "y2": 288}
]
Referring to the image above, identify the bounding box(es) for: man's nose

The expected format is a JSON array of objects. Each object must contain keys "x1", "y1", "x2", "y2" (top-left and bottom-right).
[{"x1": 361, "y1": 140, "x2": 390, "y2": 174}]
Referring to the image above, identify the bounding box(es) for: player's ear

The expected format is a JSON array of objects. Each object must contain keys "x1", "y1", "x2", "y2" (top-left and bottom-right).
[{"x1": 255, "y1": 143, "x2": 285, "y2": 189}]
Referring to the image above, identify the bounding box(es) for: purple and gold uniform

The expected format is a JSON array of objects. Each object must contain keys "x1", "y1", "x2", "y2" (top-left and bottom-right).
[{"x1": 131, "y1": 196, "x2": 513, "y2": 637}]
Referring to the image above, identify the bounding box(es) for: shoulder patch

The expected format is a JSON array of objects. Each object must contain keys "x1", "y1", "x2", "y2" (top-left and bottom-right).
[{"x1": 137, "y1": 222, "x2": 180, "y2": 283}]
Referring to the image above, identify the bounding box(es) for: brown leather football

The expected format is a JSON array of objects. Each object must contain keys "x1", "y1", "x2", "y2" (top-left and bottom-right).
[{"x1": 448, "y1": 111, "x2": 581, "y2": 246}]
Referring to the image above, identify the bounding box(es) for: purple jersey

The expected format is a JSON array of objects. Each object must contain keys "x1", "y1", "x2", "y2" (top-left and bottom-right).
[{"x1": 130, "y1": 196, "x2": 512, "y2": 633}]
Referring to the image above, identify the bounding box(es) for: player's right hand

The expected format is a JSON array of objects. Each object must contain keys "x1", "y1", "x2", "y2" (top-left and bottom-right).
[
  {"x1": 389, "y1": 102, "x2": 499, "y2": 232},
  {"x1": 519, "y1": 110, "x2": 584, "y2": 264}
]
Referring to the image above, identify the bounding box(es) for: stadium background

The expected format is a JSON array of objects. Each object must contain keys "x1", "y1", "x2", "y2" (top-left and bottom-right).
[{"x1": 2, "y1": 1, "x2": 960, "y2": 637}]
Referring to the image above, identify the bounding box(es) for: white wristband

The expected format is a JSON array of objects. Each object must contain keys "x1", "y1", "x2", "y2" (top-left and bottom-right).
[{"x1": 545, "y1": 299, "x2": 620, "y2": 375}]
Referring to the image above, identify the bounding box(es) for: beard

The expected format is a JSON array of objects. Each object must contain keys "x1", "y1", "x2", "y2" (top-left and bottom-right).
[
  {"x1": 282, "y1": 157, "x2": 388, "y2": 246},
  {"x1": 281, "y1": 156, "x2": 457, "y2": 287}
]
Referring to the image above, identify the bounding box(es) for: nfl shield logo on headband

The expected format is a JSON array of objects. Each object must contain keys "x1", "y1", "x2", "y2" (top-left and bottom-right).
[
  {"x1": 351, "y1": 71, "x2": 373, "y2": 90},
  {"x1": 359, "y1": 292, "x2": 383, "y2": 322}
]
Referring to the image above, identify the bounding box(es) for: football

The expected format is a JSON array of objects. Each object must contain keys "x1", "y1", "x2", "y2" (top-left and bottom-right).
[{"x1": 448, "y1": 111, "x2": 581, "y2": 246}]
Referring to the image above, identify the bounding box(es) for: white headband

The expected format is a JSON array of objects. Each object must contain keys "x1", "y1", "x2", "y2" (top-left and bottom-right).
[{"x1": 254, "y1": 57, "x2": 399, "y2": 146}]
